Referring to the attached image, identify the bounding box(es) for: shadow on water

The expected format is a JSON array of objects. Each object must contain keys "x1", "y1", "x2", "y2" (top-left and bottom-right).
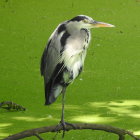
[
  {"x1": 0, "y1": 99, "x2": 140, "y2": 139},
  {"x1": 53, "y1": 99, "x2": 140, "y2": 135},
  {"x1": 12, "y1": 116, "x2": 59, "y2": 122},
  {"x1": 51, "y1": 100, "x2": 140, "y2": 121},
  {"x1": 52, "y1": 100, "x2": 140, "y2": 134},
  {"x1": 0, "y1": 123, "x2": 12, "y2": 139}
]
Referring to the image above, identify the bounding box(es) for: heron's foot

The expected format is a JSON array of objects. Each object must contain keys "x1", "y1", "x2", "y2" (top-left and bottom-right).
[
  {"x1": 60, "y1": 120, "x2": 76, "y2": 138},
  {"x1": 53, "y1": 121, "x2": 75, "y2": 139},
  {"x1": 60, "y1": 120, "x2": 66, "y2": 138},
  {"x1": 52, "y1": 122, "x2": 64, "y2": 140}
]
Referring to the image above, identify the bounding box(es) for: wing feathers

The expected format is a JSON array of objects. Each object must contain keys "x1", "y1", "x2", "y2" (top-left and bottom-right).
[{"x1": 40, "y1": 22, "x2": 68, "y2": 105}]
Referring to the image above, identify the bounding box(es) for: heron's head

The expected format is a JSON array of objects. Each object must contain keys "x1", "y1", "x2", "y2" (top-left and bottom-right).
[{"x1": 67, "y1": 15, "x2": 115, "y2": 30}]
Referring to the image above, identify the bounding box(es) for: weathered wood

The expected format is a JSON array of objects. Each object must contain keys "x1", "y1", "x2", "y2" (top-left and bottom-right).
[{"x1": 3, "y1": 123, "x2": 140, "y2": 140}]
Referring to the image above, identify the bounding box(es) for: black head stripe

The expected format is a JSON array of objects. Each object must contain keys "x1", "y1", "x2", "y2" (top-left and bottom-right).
[{"x1": 70, "y1": 16, "x2": 88, "y2": 22}]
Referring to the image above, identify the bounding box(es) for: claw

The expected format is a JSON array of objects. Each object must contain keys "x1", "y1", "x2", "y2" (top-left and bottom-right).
[
  {"x1": 60, "y1": 120, "x2": 66, "y2": 138},
  {"x1": 54, "y1": 121, "x2": 76, "y2": 138}
]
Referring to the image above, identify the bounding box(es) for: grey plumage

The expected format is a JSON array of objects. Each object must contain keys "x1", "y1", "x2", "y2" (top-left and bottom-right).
[
  {"x1": 40, "y1": 15, "x2": 115, "y2": 105},
  {"x1": 41, "y1": 30, "x2": 64, "y2": 104}
]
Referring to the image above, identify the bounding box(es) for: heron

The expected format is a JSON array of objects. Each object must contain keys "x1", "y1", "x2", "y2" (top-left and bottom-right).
[{"x1": 40, "y1": 15, "x2": 114, "y2": 130}]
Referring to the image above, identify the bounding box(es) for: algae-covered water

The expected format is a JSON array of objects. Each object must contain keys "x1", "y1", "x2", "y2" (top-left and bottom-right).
[{"x1": 0, "y1": 0, "x2": 140, "y2": 139}]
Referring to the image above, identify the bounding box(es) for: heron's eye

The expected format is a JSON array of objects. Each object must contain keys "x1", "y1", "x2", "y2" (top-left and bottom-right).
[{"x1": 83, "y1": 19, "x2": 89, "y2": 23}]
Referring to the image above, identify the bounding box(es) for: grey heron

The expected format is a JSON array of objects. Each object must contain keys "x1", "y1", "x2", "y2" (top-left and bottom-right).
[{"x1": 40, "y1": 15, "x2": 114, "y2": 129}]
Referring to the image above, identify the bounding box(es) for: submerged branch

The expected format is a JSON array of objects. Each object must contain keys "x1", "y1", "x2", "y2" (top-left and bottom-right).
[{"x1": 0, "y1": 101, "x2": 26, "y2": 111}]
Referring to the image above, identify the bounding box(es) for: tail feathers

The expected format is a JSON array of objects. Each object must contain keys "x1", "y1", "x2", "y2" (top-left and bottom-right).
[{"x1": 45, "y1": 84, "x2": 63, "y2": 105}]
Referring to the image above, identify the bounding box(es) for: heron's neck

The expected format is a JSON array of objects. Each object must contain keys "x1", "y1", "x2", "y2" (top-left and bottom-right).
[{"x1": 66, "y1": 22, "x2": 82, "y2": 34}]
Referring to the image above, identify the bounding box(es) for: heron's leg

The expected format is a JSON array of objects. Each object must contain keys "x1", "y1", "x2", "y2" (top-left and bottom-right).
[
  {"x1": 53, "y1": 88, "x2": 75, "y2": 139},
  {"x1": 60, "y1": 88, "x2": 66, "y2": 138},
  {"x1": 60, "y1": 88, "x2": 76, "y2": 138},
  {"x1": 53, "y1": 88, "x2": 66, "y2": 139},
  {"x1": 61, "y1": 87, "x2": 66, "y2": 124}
]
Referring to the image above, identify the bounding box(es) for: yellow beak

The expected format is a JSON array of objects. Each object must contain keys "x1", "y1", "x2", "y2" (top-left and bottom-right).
[{"x1": 92, "y1": 21, "x2": 115, "y2": 28}]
